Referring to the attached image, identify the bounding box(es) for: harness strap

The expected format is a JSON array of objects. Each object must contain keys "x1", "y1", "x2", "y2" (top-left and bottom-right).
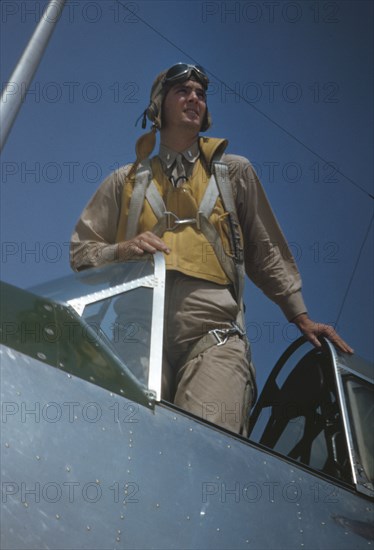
[
  {"x1": 213, "y1": 161, "x2": 244, "y2": 263},
  {"x1": 197, "y1": 213, "x2": 239, "y2": 291},
  {"x1": 180, "y1": 323, "x2": 257, "y2": 409},
  {"x1": 125, "y1": 156, "x2": 248, "y2": 357},
  {"x1": 145, "y1": 175, "x2": 219, "y2": 237},
  {"x1": 125, "y1": 159, "x2": 151, "y2": 240},
  {"x1": 198, "y1": 174, "x2": 219, "y2": 218},
  {"x1": 212, "y1": 160, "x2": 245, "y2": 318},
  {"x1": 181, "y1": 321, "x2": 246, "y2": 363},
  {"x1": 145, "y1": 180, "x2": 166, "y2": 220}
]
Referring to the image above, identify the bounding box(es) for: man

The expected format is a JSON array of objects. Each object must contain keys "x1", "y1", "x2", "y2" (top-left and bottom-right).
[{"x1": 70, "y1": 63, "x2": 352, "y2": 435}]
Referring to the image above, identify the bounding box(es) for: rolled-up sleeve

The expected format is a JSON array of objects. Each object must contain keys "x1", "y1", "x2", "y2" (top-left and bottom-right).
[
  {"x1": 226, "y1": 154, "x2": 307, "y2": 321},
  {"x1": 70, "y1": 166, "x2": 129, "y2": 271}
]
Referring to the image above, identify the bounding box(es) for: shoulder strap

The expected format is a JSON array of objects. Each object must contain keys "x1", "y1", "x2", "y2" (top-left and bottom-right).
[
  {"x1": 212, "y1": 158, "x2": 246, "y2": 325},
  {"x1": 213, "y1": 159, "x2": 244, "y2": 264},
  {"x1": 145, "y1": 181, "x2": 166, "y2": 220},
  {"x1": 125, "y1": 159, "x2": 152, "y2": 240},
  {"x1": 198, "y1": 174, "x2": 219, "y2": 218}
]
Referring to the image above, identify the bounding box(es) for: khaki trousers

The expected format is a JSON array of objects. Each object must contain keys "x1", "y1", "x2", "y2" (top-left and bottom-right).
[{"x1": 162, "y1": 271, "x2": 256, "y2": 435}]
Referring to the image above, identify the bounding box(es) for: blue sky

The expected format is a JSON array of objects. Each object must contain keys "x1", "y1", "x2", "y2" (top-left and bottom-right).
[{"x1": 1, "y1": 0, "x2": 373, "y2": 392}]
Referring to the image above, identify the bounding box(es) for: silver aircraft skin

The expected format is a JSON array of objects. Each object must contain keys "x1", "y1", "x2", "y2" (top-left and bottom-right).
[{"x1": 1, "y1": 254, "x2": 373, "y2": 549}]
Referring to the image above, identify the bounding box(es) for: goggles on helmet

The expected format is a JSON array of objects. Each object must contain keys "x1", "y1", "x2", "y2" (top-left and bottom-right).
[{"x1": 162, "y1": 63, "x2": 209, "y2": 89}]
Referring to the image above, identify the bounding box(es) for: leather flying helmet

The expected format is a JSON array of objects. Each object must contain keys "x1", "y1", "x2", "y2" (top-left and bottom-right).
[
  {"x1": 134, "y1": 63, "x2": 211, "y2": 165},
  {"x1": 146, "y1": 63, "x2": 211, "y2": 131}
]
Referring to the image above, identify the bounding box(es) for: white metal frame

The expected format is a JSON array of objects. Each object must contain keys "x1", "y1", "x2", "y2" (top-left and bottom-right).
[
  {"x1": 67, "y1": 253, "x2": 166, "y2": 401},
  {"x1": 324, "y1": 340, "x2": 374, "y2": 496}
]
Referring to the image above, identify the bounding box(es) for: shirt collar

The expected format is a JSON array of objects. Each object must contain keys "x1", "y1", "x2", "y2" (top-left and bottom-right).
[{"x1": 158, "y1": 141, "x2": 200, "y2": 170}]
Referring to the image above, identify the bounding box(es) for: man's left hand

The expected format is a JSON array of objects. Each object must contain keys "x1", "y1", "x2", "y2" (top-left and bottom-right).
[{"x1": 292, "y1": 313, "x2": 354, "y2": 354}]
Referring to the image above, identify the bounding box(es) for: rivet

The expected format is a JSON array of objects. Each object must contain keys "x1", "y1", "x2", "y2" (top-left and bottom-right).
[
  {"x1": 37, "y1": 352, "x2": 47, "y2": 360},
  {"x1": 86, "y1": 525, "x2": 91, "y2": 531},
  {"x1": 36, "y1": 455, "x2": 40, "y2": 460},
  {"x1": 66, "y1": 466, "x2": 71, "y2": 472},
  {"x1": 24, "y1": 502, "x2": 29, "y2": 508},
  {"x1": 44, "y1": 327, "x2": 54, "y2": 336},
  {"x1": 120, "y1": 514, "x2": 124, "y2": 519},
  {"x1": 5, "y1": 442, "x2": 9, "y2": 448},
  {"x1": 55, "y1": 514, "x2": 60, "y2": 519},
  {"x1": 156, "y1": 503, "x2": 160, "y2": 508}
]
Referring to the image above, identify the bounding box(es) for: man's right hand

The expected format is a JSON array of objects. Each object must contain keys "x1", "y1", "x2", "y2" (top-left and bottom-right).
[{"x1": 118, "y1": 231, "x2": 171, "y2": 261}]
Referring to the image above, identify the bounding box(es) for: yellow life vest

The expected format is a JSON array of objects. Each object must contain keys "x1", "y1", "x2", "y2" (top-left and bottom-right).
[{"x1": 116, "y1": 137, "x2": 243, "y2": 287}]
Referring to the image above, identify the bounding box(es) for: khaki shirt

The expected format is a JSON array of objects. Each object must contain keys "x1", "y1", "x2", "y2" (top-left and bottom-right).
[{"x1": 70, "y1": 150, "x2": 307, "y2": 321}]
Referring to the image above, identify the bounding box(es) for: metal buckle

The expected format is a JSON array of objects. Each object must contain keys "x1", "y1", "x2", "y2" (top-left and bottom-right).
[
  {"x1": 165, "y1": 211, "x2": 197, "y2": 231},
  {"x1": 208, "y1": 322, "x2": 246, "y2": 346},
  {"x1": 196, "y1": 211, "x2": 203, "y2": 231},
  {"x1": 208, "y1": 328, "x2": 231, "y2": 346},
  {"x1": 231, "y1": 321, "x2": 246, "y2": 337}
]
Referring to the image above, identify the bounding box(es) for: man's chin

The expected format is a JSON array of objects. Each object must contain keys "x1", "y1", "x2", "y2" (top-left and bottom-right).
[{"x1": 182, "y1": 117, "x2": 203, "y2": 131}]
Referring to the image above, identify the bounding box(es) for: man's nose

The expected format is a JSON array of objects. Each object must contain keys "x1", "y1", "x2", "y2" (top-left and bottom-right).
[{"x1": 187, "y1": 90, "x2": 199, "y2": 102}]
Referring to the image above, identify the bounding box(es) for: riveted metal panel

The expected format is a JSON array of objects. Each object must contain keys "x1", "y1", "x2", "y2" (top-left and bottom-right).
[
  {"x1": 1, "y1": 346, "x2": 373, "y2": 549},
  {"x1": 0, "y1": 281, "x2": 150, "y2": 407}
]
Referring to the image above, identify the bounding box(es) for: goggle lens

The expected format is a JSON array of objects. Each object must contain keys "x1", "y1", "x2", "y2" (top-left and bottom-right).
[{"x1": 164, "y1": 63, "x2": 209, "y2": 88}]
